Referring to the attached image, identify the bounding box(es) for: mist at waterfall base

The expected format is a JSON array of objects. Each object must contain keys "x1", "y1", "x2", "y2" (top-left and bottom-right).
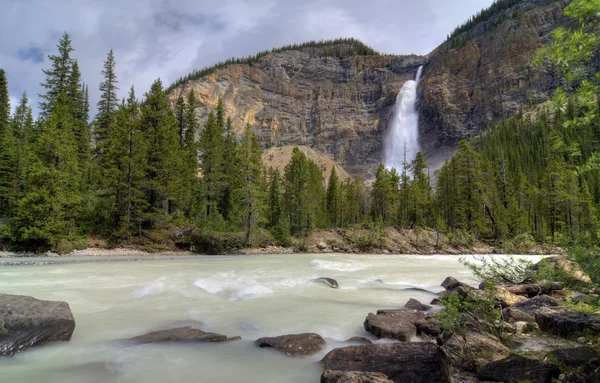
[{"x1": 384, "y1": 66, "x2": 423, "y2": 172}]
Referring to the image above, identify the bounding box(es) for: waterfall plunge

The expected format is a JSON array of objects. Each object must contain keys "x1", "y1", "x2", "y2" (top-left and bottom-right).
[{"x1": 384, "y1": 66, "x2": 423, "y2": 171}]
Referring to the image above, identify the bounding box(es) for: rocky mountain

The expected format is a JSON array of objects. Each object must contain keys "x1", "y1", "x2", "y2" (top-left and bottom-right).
[{"x1": 167, "y1": 0, "x2": 595, "y2": 179}]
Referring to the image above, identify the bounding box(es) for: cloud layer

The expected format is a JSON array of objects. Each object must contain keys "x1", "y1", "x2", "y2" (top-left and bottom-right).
[{"x1": 1, "y1": 0, "x2": 493, "y2": 117}]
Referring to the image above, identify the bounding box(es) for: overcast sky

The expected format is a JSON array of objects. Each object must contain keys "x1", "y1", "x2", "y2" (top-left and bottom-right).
[{"x1": 1, "y1": 0, "x2": 494, "y2": 117}]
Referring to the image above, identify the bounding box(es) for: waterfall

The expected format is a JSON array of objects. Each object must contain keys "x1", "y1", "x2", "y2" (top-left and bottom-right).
[{"x1": 384, "y1": 66, "x2": 423, "y2": 171}]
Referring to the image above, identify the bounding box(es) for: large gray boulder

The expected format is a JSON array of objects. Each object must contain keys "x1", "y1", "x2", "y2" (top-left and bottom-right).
[
  {"x1": 535, "y1": 308, "x2": 600, "y2": 337},
  {"x1": 503, "y1": 295, "x2": 560, "y2": 323},
  {"x1": 0, "y1": 293, "x2": 76, "y2": 356},
  {"x1": 255, "y1": 333, "x2": 326, "y2": 356},
  {"x1": 477, "y1": 354, "x2": 560, "y2": 383},
  {"x1": 363, "y1": 309, "x2": 425, "y2": 341},
  {"x1": 321, "y1": 343, "x2": 448, "y2": 383},
  {"x1": 129, "y1": 326, "x2": 241, "y2": 344}
]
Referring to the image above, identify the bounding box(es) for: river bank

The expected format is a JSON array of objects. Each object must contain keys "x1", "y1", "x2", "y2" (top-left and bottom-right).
[{"x1": 0, "y1": 227, "x2": 563, "y2": 258}]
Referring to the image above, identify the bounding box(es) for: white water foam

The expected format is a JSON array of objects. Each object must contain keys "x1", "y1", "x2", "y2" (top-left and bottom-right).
[{"x1": 310, "y1": 259, "x2": 372, "y2": 272}]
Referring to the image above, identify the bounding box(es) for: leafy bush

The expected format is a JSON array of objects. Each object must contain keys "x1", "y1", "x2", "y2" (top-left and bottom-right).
[
  {"x1": 460, "y1": 255, "x2": 534, "y2": 285},
  {"x1": 569, "y1": 246, "x2": 600, "y2": 285},
  {"x1": 437, "y1": 286, "x2": 502, "y2": 337}
]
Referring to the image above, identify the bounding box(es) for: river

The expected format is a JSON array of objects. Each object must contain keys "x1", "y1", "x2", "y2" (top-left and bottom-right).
[{"x1": 0, "y1": 253, "x2": 543, "y2": 382}]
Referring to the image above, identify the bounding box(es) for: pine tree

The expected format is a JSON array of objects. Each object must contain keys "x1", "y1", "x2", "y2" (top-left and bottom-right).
[
  {"x1": 175, "y1": 95, "x2": 186, "y2": 147},
  {"x1": 39, "y1": 32, "x2": 74, "y2": 118},
  {"x1": 198, "y1": 111, "x2": 225, "y2": 222},
  {"x1": 0, "y1": 69, "x2": 13, "y2": 216},
  {"x1": 234, "y1": 125, "x2": 265, "y2": 243},
  {"x1": 267, "y1": 169, "x2": 282, "y2": 228},
  {"x1": 140, "y1": 78, "x2": 183, "y2": 220},
  {"x1": 326, "y1": 167, "x2": 340, "y2": 226},
  {"x1": 95, "y1": 49, "x2": 119, "y2": 157},
  {"x1": 181, "y1": 90, "x2": 199, "y2": 217}
]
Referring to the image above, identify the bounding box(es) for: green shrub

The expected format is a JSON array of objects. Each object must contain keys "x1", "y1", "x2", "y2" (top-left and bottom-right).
[
  {"x1": 437, "y1": 286, "x2": 502, "y2": 337},
  {"x1": 459, "y1": 255, "x2": 534, "y2": 285}
]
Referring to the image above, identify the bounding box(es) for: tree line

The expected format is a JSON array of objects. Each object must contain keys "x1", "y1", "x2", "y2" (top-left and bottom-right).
[{"x1": 0, "y1": 0, "x2": 597, "y2": 252}]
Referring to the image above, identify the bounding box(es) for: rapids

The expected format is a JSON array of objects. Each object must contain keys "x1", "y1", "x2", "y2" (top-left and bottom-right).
[{"x1": 0, "y1": 253, "x2": 542, "y2": 382}]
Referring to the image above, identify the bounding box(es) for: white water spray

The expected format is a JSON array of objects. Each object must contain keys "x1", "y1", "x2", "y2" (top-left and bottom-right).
[{"x1": 384, "y1": 66, "x2": 423, "y2": 171}]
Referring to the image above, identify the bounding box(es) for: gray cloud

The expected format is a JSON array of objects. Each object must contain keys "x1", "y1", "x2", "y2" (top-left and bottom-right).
[{"x1": 0, "y1": 0, "x2": 494, "y2": 117}]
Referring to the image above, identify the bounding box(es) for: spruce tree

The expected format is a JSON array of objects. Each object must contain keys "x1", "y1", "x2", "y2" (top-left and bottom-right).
[
  {"x1": 95, "y1": 49, "x2": 119, "y2": 156},
  {"x1": 39, "y1": 32, "x2": 74, "y2": 118},
  {"x1": 198, "y1": 111, "x2": 225, "y2": 222},
  {"x1": 0, "y1": 69, "x2": 13, "y2": 216},
  {"x1": 326, "y1": 167, "x2": 340, "y2": 226},
  {"x1": 140, "y1": 78, "x2": 183, "y2": 219},
  {"x1": 234, "y1": 124, "x2": 264, "y2": 243}
]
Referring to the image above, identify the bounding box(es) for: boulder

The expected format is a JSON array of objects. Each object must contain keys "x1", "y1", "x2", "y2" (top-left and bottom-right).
[
  {"x1": 494, "y1": 287, "x2": 528, "y2": 307},
  {"x1": 441, "y1": 276, "x2": 472, "y2": 292},
  {"x1": 321, "y1": 370, "x2": 393, "y2": 383},
  {"x1": 255, "y1": 333, "x2": 325, "y2": 356},
  {"x1": 441, "y1": 330, "x2": 509, "y2": 372},
  {"x1": 404, "y1": 298, "x2": 431, "y2": 311},
  {"x1": 549, "y1": 347, "x2": 600, "y2": 368},
  {"x1": 321, "y1": 343, "x2": 448, "y2": 383},
  {"x1": 129, "y1": 326, "x2": 241, "y2": 344},
  {"x1": 316, "y1": 277, "x2": 339, "y2": 289},
  {"x1": 503, "y1": 295, "x2": 560, "y2": 323},
  {"x1": 0, "y1": 293, "x2": 76, "y2": 357},
  {"x1": 477, "y1": 354, "x2": 561, "y2": 383},
  {"x1": 562, "y1": 358, "x2": 600, "y2": 383},
  {"x1": 535, "y1": 308, "x2": 600, "y2": 337},
  {"x1": 363, "y1": 309, "x2": 425, "y2": 341},
  {"x1": 430, "y1": 298, "x2": 442, "y2": 305},
  {"x1": 415, "y1": 318, "x2": 441, "y2": 337}
]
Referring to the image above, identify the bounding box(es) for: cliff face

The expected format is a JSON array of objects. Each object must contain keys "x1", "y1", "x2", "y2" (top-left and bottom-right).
[
  {"x1": 168, "y1": 0, "x2": 586, "y2": 179},
  {"x1": 168, "y1": 48, "x2": 425, "y2": 180},
  {"x1": 418, "y1": 0, "x2": 570, "y2": 154}
]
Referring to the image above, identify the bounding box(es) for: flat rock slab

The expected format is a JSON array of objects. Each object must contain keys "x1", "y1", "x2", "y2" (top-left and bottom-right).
[
  {"x1": 321, "y1": 370, "x2": 393, "y2": 383},
  {"x1": 321, "y1": 343, "x2": 448, "y2": 383},
  {"x1": 129, "y1": 326, "x2": 241, "y2": 344},
  {"x1": 0, "y1": 293, "x2": 76, "y2": 357},
  {"x1": 535, "y1": 308, "x2": 600, "y2": 337},
  {"x1": 364, "y1": 309, "x2": 425, "y2": 341},
  {"x1": 477, "y1": 354, "x2": 560, "y2": 383},
  {"x1": 550, "y1": 347, "x2": 600, "y2": 368},
  {"x1": 255, "y1": 333, "x2": 325, "y2": 356}
]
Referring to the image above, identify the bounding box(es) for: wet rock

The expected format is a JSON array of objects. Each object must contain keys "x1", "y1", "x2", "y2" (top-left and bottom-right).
[
  {"x1": 550, "y1": 347, "x2": 599, "y2": 368},
  {"x1": 535, "y1": 308, "x2": 600, "y2": 337},
  {"x1": 415, "y1": 318, "x2": 441, "y2": 337},
  {"x1": 321, "y1": 343, "x2": 448, "y2": 383},
  {"x1": 404, "y1": 298, "x2": 431, "y2": 311},
  {"x1": 477, "y1": 354, "x2": 560, "y2": 383},
  {"x1": 441, "y1": 330, "x2": 509, "y2": 372},
  {"x1": 0, "y1": 293, "x2": 76, "y2": 357},
  {"x1": 441, "y1": 276, "x2": 472, "y2": 292},
  {"x1": 321, "y1": 370, "x2": 393, "y2": 383},
  {"x1": 430, "y1": 298, "x2": 442, "y2": 305},
  {"x1": 345, "y1": 336, "x2": 373, "y2": 344},
  {"x1": 364, "y1": 309, "x2": 425, "y2": 341},
  {"x1": 129, "y1": 327, "x2": 241, "y2": 344},
  {"x1": 316, "y1": 277, "x2": 339, "y2": 289},
  {"x1": 255, "y1": 333, "x2": 325, "y2": 356},
  {"x1": 503, "y1": 295, "x2": 560, "y2": 323}
]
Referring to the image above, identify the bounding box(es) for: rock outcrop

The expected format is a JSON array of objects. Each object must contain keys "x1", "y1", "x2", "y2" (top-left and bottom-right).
[
  {"x1": 535, "y1": 308, "x2": 600, "y2": 337},
  {"x1": 166, "y1": 0, "x2": 593, "y2": 179},
  {"x1": 0, "y1": 293, "x2": 76, "y2": 356},
  {"x1": 255, "y1": 333, "x2": 326, "y2": 356},
  {"x1": 321, "y1": 343, "x2": 448, "y2": 383},
  {"x1": 321, "y1": 370, "x2": 393, "y2": 383},
  {"x1": 315, "y1": 277, "x2": 339, "y2": 289},
  {"x1": 169, "y1": 48, "x2": 424, "y2": 180}
]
